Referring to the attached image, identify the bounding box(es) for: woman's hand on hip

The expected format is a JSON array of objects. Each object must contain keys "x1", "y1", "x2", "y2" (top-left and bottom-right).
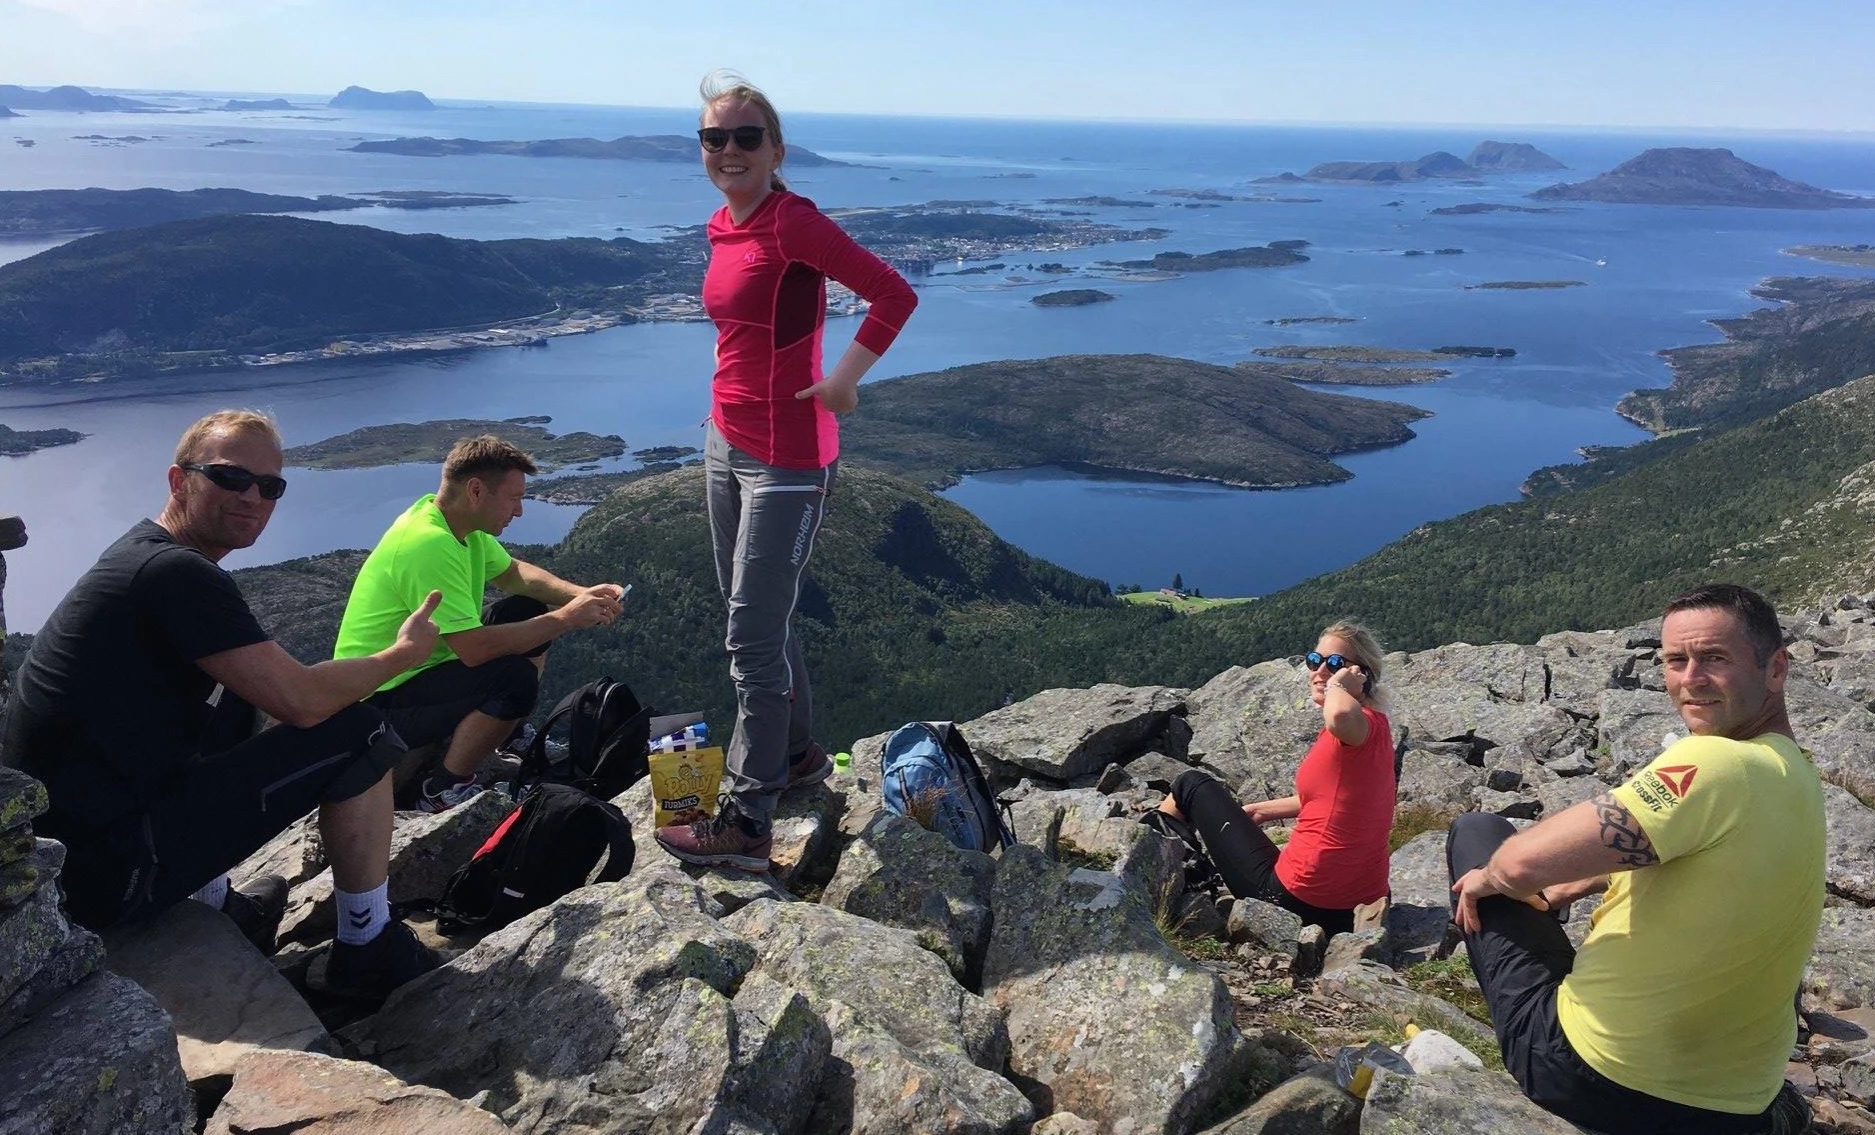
[{"x1": 796, "y1": 373, "x2": 860, "y2": 414}]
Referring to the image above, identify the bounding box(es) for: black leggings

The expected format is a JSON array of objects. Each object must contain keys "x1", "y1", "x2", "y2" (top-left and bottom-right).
[
  {"x1": 1447, "y1": 813, "x2": 1778, "y2": 1135},
  {"x1": 1172, "y1": 770, "x2": 1355, "y2": 936},
  {"x1": 51, "y1": 703, "x2": 403, "y2": 931}
]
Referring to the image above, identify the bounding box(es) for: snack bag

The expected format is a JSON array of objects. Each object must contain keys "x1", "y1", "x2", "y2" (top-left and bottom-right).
[{"x1": 650, "y1": 745, "x2": 725, "y2": 828}]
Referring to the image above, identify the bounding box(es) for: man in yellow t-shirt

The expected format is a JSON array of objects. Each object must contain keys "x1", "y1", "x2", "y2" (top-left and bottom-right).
[
  {"x1": 1447, "y1": 584, "x2": 1821, "y2": 1135},
  {"x1": 334, "y1": 435, "x2": 626, "y2": 813}
]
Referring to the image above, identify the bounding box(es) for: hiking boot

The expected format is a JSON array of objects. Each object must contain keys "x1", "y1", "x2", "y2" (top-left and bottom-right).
[
  {"x1": 321, "y1": 920, "x2": 445, "y2": 1002},
  {"x1": 786, "y1": 743, "x2": 833, "y2": 789},
  {"x1": 221, "y1": 874, "x2": 288, "y2": 954},
  {"x1": 654, "y1": 796, "x2": 772, "y2": 872},
  {"x1": 416, "y1": 772, "x2": 484, "y2": 815}
]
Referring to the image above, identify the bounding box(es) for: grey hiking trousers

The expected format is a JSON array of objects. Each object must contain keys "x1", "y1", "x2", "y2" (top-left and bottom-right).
[{"x1": 705, "y1": 421, "x2": 834, "y2": 818}]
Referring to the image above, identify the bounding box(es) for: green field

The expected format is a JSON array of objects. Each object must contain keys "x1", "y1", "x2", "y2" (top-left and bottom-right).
[{"x1": 1120, "y1": 592, "x2": 1256, "y2": 614}]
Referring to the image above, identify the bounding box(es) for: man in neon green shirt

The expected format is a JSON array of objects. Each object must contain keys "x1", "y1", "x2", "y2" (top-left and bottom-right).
[
  {"x1": 1447, "y1": 584, "x2": 1819, "y2": 1134},
  {"x1": 334, "y1": 435, "x2": 626, "y2": 812}
]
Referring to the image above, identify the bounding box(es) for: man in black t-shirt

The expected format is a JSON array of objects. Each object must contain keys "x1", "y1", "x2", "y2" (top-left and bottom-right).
[{"x1": 2, "y1": 410, "x2": 444, "y2": 999}]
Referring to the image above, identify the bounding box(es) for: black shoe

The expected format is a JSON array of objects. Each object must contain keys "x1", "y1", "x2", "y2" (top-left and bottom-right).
[
  {"x1": 321, "y1": 920, "x2": 445, "y2": 1002},
  {"x1": 221, "y1": 875, "x2": 288, "y2": 954}
]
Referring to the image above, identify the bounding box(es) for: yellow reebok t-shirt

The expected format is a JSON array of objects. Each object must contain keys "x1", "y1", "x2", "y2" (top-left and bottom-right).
[{"x1": 1556, "y1": 732, "x2": 1824, "y2": 1114}]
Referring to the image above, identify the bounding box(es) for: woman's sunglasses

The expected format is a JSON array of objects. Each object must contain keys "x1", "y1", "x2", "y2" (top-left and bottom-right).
[
  {"x1": 1304, "y1": 651, "x2": 1349, "y2": 673},
  {"x1": 182, "y1": 462, "x2": 288, "y2": 500},
  {"x1": 697, "y1": 125, "x2": 768, "y2": 153}
]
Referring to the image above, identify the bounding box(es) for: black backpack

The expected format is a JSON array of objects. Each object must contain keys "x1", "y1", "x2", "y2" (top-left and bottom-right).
[
  {"x1": 436, "y1": 782, "x2": 635, "y2": 935},
  {"x1": 510, "y1": 677, "x2": 653, "y2": 801},
  {"x1": 1138, "y1": 808, "x2": 1226, "y2": 899}
]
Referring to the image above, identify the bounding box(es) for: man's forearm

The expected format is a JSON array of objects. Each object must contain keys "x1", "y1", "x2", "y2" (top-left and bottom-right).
[
  {"x1": 290, "y1": 650, "x2": 417, "y2": 725},
  {"x1": 502, "y1": 559, "x2": 583, "y2": 606},
  {"x1": 444, "y1": 612, "x2": 565, "y2": 667}
]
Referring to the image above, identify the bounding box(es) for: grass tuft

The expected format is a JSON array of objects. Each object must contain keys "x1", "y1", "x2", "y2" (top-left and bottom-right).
[{"x1": 1388, "y1": 804, "x2": 1459, "y2": 852}]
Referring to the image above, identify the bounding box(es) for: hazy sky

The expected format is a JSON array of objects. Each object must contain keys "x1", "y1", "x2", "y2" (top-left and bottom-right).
[{"x1": 5, "y1": 0, "x2": 1873, "y2": 132}]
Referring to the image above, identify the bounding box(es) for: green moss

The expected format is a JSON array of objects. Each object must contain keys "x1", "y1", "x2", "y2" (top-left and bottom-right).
[{"x1": 95, "y1": 1067, "x2": 117, "y2": 1093}]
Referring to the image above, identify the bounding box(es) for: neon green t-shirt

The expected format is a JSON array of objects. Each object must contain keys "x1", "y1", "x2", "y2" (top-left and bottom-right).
[
  {"x1": 333, "y1": 494, "x2": 512, "y2": 690},
  {"x1": 1556, "y1": 732, "x2": 1824, "y2": 1114}
]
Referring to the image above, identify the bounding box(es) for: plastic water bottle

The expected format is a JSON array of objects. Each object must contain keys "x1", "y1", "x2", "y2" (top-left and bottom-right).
[{"x1": 651, "y1": 723, "x2": 710, "y2": 754}]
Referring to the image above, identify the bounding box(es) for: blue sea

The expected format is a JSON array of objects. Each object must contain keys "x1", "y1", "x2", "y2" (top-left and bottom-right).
[{"x1": 4, "y1": 91, "x2": 1875, "y2": 629}]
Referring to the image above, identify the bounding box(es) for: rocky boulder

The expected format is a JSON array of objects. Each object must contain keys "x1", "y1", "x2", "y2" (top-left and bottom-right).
[
  {"x1": 965, "y1": 684, "x2": 1187, "y2": 782},
  {"x1": 1196, "y1": 1063, "x2": 1358, "y2": 1135},
  {"x1": 0, "y1": 971, "x2": 194, "y2": 1134},
  {"x1": 820, "y1": 812, "x2": 997, "y2": 985},
  {"x1": 1359, "y1": 1065, "x2": 1586, "y2": 1132},
  {"x1": 1185, "y1": 662, "x2": 1321, "y2": 799},
  {"x1": 205, "y1": 1049, "x2": 509, "y2": 1134},
  {"x1": 1384, "y1": 831, "x2": 1455, "y2": 967}
]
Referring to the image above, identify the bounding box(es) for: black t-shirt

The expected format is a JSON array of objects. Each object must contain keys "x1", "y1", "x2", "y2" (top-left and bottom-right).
[{"x1": 3, "y1": 520, "x2": 269, "y2": 831}]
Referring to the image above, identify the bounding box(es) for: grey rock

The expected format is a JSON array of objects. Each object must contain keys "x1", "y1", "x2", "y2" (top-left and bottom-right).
[
  {"x1": 230, "y1": 813, "x2": 325, "y2": 892},
  {"x1": 1484, "y1": 766, "x2": 1523, "y2": 792},
  {"x1": 204, "y1": 1049, "x2": 509, "y2": 1135},
  {"x1": 616, "y1": 778, "x2": 796, "y2": 912},
  {"x1": 1196, "y1": 1063, "x2": 1359, "y2": 1134},
  {"x1": 1096, "y1": 762, "x2": 1134, "y2": 794},
  {"x1": 724, "y1": 899, "x2": 1031, "y2": 1135},
  {"x1": 1361, "y1": 1065, "x2": 1587, "y2": 1133},
  {"x1": 1840, "y1": 1050, "x2": 1875, "y2": 1107},
  {"x1": 1616, "y1": 618, "x2": 1663, "y2": 650},
  {"x1": 0, "y1": 769, "x2": 46, "y2": 835},
  {"x1": 1400, "y1": 1027, "x2": 1485, "y2": 1073},
  {"x1": 1535, "y1": 774, "x2": 1603, "y2": 818},
  {"x1": 1186, "y1": 661, "x2": 1323, "y2": 799},
  {"x1": 1005, "y1": 793, "x2": 1064, "y2": 855},
  {"x1": 984, "y1": 845, "x2": 1247, "y2": 1134},
  {"x1": 1315, "y1": 962, "x2": 1497, "y2": 1054},
  {"x1": 1594, "y1": 687, "x2": 1684, "y2": 777},
  {"x1": 1295, "y1": 923, "x2": 1328, "y2": 978},
  {"x1": 279, "y1": 791, "x2": 514, "y2": 944},
  {"x1": 1227, "y1": 898, "x2": 1303, "y2": 960},
  {"x1": 769, "y1": 781, "x2": 843, "y2": 886},
  {"x1": 821, "y1": 812, "x2": 997, "y2": 985},
  {"x1": 1810, "y1": 903, "x2": 1875, "y2": 1010},
  {"x1": 0, "y1": 920, "x2": 102, "y2": 1036},
  {"x1": 103, "y1": 901, "x2": 327, "y2": 1088},
  {"x1": 965, "y1": 684, "x2": 1187, "y2": 781},
  {"x1": 1396, "y1": 748, "x2": 1486, "y2": 811},
  {"x1": 1174, "y1": 890, "x2": 1230, "y2": 941},
  {"x1": 1787, "y1": 676, "x2": 1875, "y2": 795},
  {"x1": 1543, "y1": 749, "x2": 1596, "y2": 778},
  {"x1": 1533, "y1": 629, "x2": 1638, "y2": 711},
  {"x1": 1033, "y1": 1112, "x2": 1101, "y2": 1135},
  {"x1": 1127, "y1": 750, "x2": 1199, "y2": 790},
  {"x1": 1393, "y1": 642, "x2": 1549, "y2": 702},
  {"x1": 0, "y1": 837, "x2": 61, "y2": 908},
  {"x1": 1471, "y1": 787, "x2": 1541, "y2": 819},
  {"x1": 1320, "y1": 928, "x2": 1387, "y2": 974},
  {"x1": 0, "y1": 971, "x2": 192, "y2": 1134},
  {"x1": 0, "y1": 878, "x2": 78, "y2": 1006},
  {"x1": 1385, "y1": 831, "x2": 1453, "y2": 967},
  {"x1": 351, "y1": 870, "x2": 825, "y2": 1134},
  {"x1": 1825, "y1": 784, "x2": 1875, "y2": 905}
]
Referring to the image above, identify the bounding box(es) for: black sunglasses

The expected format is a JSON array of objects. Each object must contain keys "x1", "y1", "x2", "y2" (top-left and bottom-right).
[
  {"x1": 1304, "y1": 651, "x2": 1349, "y2": 673},
  {"x1": 182, "y1": 462, "x2": 287, "y2": 500},
  {"x1": 697, "y1": 125, "x2": 768, "y2": 153}
]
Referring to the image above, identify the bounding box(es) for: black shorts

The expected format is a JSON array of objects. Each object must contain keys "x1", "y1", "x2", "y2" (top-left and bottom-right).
[
  {"x1": 365, "y1": 594, "x2": 548, "y2": 746},
  {"x1": 51, "y1": 703, "x2": 402, "y2": 931}
]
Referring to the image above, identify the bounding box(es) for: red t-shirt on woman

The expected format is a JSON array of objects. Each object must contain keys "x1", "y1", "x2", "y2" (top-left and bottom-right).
[
  {"x1": 1274, "y1": 706, "x2": 1396, "y2": 909},
  {"x1": 702, "y1": 190, "x2": 918, "y2": 470}
]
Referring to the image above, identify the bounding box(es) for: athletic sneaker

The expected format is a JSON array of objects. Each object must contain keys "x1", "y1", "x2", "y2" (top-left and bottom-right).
[
  {"x1": 786, "y1": 743, "x2": 833, "y2": 788},
  {"x1": 221, "y1": 874, "x2": 288, "y2": 955},
  {"x1": 321, "y1": 920, "x2": 445, "y2": 1002},
  {"x1": 416, "y1": 772, "x2": 484, "y2": 815},
  {"x1": 653, "y1": 796, "x2": 772, "y2": 872}
]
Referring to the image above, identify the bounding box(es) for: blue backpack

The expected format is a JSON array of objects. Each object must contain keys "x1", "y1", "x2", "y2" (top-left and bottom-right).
[{"x1": 880, "y1": 721, "x2": 1016, "y2": 852}]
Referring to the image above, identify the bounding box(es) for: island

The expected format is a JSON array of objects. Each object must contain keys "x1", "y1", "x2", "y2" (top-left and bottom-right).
[
  {"x1": 525, "y1": 464, "x2": 700, "y2": 505},
  {"x1": 1032, "y1": 289, "x2": 1115, "y2": 307},
  {"x1": 1785, "y1": 244, "x2": 1875, "y2": 269},
  {"x1": 1531, "y1": 148, "x2": 1875, "y2": 209},
  {"x1": 328, "y1": 86, "x2": 435, "y2": 111},
  {"x1": 349, "y1": 133, "x2": 845, "y2": 167},
  {"x1": 0, "y1": 187, "x2": 518, "y2": 237},
  {"x1": 836, "y1": 354, "x2": 1429, "y2": 490},
  {"x1": 0, "y1": 85, "x2": 150, "y2": 112},
  {"x1": 0, "y1": 423, "x2": 85, "y2": 456},
  {"x1": 1465, "y1": 280, "x2": 1585, "y2": 290},
  {"x1": 1402, "y1": 248, "x2": 1465, "y2": 256},
  {"x1": 1430, "y1": 203, "x2": 1565, "y2": 216},
  {"x1": 0, "y1": 107, "x2": 16, "y2": 119},
  {"x1": 1042, "y1": 196, "x2": 1157, "y2": 208},
  {"x1": 633, "y1": 445, "x2": 700, "y2": 462},
  {"x1": 1265, "y1": 316, "x2": 1357, "y2": 326},
  {"x1": 222, "y1": 98, "x2": 293, "y2": 111},
  {"x1": 0, "y1": 204, "x2": 1164, "y2": 382},
  {"x1": 284, "y1": 417, "x2": 624, "y2": 471},
  {"x1": 1255, "y1": 345, "x2": 1516, "y2": 362},
  {"x1": 1465, "y1": 141, "x2": 1566, "y2": 171},
  {"x1": 1235, "y1": 360, "x2": 1450, "y2": 386},
  {"x1": 1109, "y1": 243, "x2": 1309, "y2": 272}
]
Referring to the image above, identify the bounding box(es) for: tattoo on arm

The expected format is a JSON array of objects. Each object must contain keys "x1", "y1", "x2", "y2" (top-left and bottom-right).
[{"x1": 1592, "y1": 793, "x2": 1659, "y2": 868}]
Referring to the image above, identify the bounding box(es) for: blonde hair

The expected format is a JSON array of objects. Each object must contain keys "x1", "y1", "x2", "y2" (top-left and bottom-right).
[
  {"x1": 700, "y1": 69, "x2": 787, "y2": 192},
  {"x1": 442, "y1": 434, "x2": 537, "y2": 487},
  {"x1": 174, "y1": 409, "x2": 281, "y2": 464},
  {"x1": 1320, "y1": 619, "x2": 1389, "y2": 709}
]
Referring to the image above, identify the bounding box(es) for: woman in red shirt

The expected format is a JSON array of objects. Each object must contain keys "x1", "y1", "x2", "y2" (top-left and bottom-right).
[
  {"x1": 656, "y1": 72, "x2": 918, "y2": 872},
  {"x1": 1157, "y1": 621, "x2": 1397, "y2": 934}
]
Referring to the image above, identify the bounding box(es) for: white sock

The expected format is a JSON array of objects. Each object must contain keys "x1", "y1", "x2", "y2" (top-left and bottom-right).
[
  {"x1": 189, "y1": 874, "x2": 230, "y2": 910},
  {"x1": 334, "y1": 882, "x2": 391, "y2": 945}
]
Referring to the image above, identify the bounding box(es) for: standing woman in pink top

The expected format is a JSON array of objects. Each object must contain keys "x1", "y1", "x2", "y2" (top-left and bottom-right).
[{"x1": 655, "y1": 71, "x2": 918, "y2": 872}]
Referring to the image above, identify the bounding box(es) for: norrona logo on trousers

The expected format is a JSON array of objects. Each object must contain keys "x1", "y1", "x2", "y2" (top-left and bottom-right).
[{"x1": 790, "y1": 505, "x2": 814, "y2": 566}]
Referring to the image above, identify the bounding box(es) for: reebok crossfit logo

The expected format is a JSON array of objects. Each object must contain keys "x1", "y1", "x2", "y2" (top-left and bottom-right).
[{"x1": 1654, "y1": 764, "x2": 1698, "y2": 799}]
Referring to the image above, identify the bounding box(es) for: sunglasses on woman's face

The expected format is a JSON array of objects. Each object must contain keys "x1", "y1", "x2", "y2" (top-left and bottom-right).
[
  {"x1": 1305, "y1": 651, "x2": 1349, "y2": 673},
  {"x1": 182, "y1": 461, "x2": 287, "y2": 500},
  {"x1": 697, "y1": 125, "x2": 768, "y2": 153}
]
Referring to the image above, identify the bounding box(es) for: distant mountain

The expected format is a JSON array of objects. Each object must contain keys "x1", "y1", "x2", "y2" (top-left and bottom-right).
[
  {"x1": 1532, "y1": 148, "x2": 1875, "y2": 209},
  {"x1": 0, "y1": 186, "x2": 518, "y2": 237},
  {"x1": 328, "y1": 85, "x2": 434, "y2": 110},
  {"x1": 349, "y1": 134, "x2": 846, "y2": 167},
  {"x1": 1302, "y1": 151, "x2": 1477, "y2": 183},
  {"x1": 0, "y1": 107, "x2": 17, "y2": 119},
  {"x1": 222, "y1": 98, "x2": 292, "y2": 111},
  {"x1": 1466, "y1": 141, "x2": 1565, "y2": 171},
  {"x1": 0, "y1": 84, "x2": 149, "y2": 111}
]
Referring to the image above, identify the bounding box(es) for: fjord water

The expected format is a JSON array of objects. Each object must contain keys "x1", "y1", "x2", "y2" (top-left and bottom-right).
[{"x1": 5, "y1": 94, "x2": 1875, "y2": 627}]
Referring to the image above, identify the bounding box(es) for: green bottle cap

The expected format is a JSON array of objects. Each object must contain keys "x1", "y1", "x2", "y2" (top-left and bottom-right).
[{"x1": 833, "y1": 750, "x2": 852, "y2": 768}]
